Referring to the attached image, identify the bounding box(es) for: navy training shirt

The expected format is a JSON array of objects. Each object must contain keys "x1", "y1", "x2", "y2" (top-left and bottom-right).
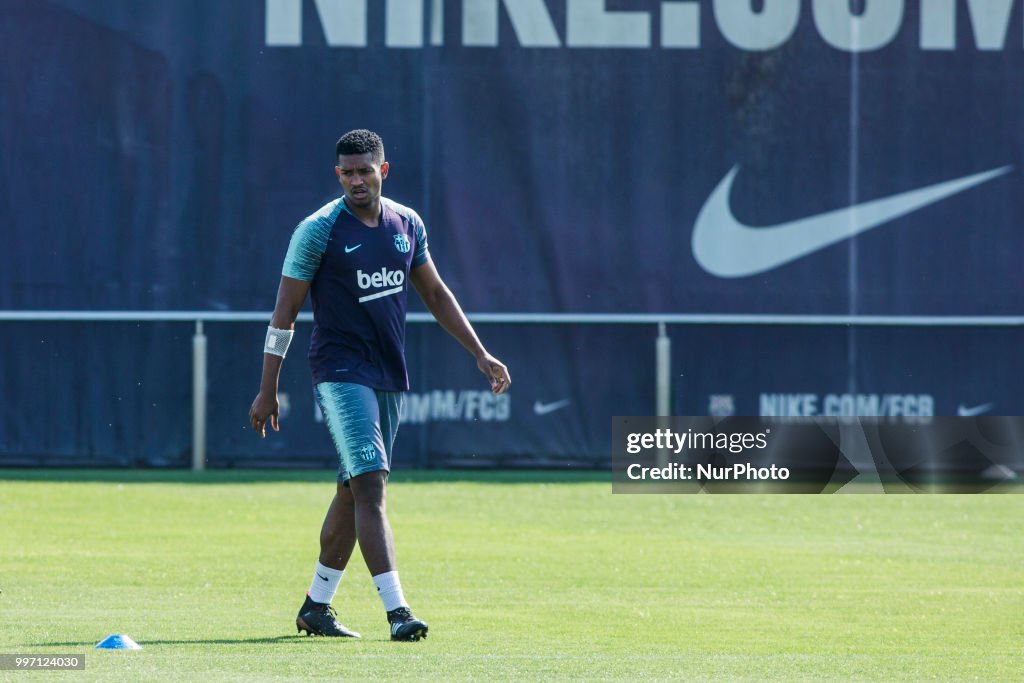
[{"x1": 282, "y1": 196, "x2": 429, "y2": 391}]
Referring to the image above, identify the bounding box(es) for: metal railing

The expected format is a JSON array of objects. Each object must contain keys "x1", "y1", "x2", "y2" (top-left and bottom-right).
[{"x1": 3, "y1": 311, "x2": 1022, "y2": 470}]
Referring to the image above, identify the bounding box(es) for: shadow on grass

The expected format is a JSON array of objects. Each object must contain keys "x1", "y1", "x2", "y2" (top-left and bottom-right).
[
  {"x1": 0, "y1": 468, "x2": 608, "y2": 485},
  {"x1": 41, "y1": 635, "x2": 323, "y2": 647}
]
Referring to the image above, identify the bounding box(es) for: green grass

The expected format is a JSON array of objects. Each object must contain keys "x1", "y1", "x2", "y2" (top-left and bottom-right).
[{"x1": 0, "y1": 470, "x2": 1021, "y2": 681}]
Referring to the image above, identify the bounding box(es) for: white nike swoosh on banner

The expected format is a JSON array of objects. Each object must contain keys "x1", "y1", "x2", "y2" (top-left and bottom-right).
[
  {"x1": 533, "y1": 399, "x2": 571, "y2": 416},
  {"x1": 691, "y1": 165, "x2": 1012, "y2": 278},
  {"x1": 957, "y1": 402, "x2": 994, "y2": 417}
]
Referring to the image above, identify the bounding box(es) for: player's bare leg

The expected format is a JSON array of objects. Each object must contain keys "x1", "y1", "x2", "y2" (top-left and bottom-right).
[
  {"x1": 295, "y1": 484, "x2": 361, "y2": 637},
  {"x1": 349, "y1": 470, "x2": 428, "y2": 641},
  {"x1": 348, "y1": 470, "x2": 395, "y2": 574},
  {"x1": 319, "y1": 484, "x2": 358, "y2": 569}
]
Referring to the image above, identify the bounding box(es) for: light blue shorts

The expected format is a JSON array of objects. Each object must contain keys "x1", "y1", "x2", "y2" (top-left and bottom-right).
[{"x1": 314, "y1": 382, "x2": 404, "y2": 485}]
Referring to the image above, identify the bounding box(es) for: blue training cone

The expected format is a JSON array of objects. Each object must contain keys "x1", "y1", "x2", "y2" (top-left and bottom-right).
[{"x1": 95, "y1": 634, "x2": 142, "y2": 650}]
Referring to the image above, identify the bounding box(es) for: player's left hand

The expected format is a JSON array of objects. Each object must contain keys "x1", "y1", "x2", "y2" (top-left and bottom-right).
[
  {"x1": 476, "y1": 352, "x2": 511, "y2": 395},
  {"x1": 248, "y1": 391, "x2": 280, "y2": 438}
]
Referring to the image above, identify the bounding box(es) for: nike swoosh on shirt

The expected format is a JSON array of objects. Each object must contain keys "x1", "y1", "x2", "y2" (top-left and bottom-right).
[
  {"x1": 345, "y1": 244, "x2": 362, "y2": 253},
  {"x1": 957, "y1": 402, "x2": 994, "y2": 417},
  {"x1": 533, "y1": 399, "x2": 571, "y2": 416},
  {"x1": 691, "y1": 165, "x2": 1012, "y2": 278}
]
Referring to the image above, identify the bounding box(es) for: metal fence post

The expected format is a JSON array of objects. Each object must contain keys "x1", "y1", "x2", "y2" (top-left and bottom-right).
[
  {"x1": 656, "y1": 321, "x2": 671, "y2": 416},
  {"x1": 656, "y1": 322, "x2": 672, "y2": 468},
  {"x1": 192, "y1": 320, "x2": 207, "y2": 471}
]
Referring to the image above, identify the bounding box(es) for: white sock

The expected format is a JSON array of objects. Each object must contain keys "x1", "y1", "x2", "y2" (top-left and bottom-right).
[
  {"x1": 372, "y1": 570, "x2": 408, "y2": 612},
  {"x1": 308, "y1": 561, "x2": 344, "y2": 604}
]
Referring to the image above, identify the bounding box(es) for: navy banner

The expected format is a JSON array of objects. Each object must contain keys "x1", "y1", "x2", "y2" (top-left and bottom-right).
[{"x1": 1, "y1": 1, "x2": 1022, "y2": 468}]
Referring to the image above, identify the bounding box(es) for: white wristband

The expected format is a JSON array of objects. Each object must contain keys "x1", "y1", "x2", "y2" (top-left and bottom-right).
[{"x1": 264, "y1": 326, "x2": 294, "y2": 357}]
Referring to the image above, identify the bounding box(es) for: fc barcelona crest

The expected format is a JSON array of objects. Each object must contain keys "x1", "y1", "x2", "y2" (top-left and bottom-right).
[
  {"x1": 393, "y1": 234, "x2": 411, "y2": 254},
  {"x1": 357, "y1": 444, "x2": 377, "y2": 463}
]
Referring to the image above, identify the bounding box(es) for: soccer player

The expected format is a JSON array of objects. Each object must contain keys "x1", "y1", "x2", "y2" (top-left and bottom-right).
[{"x1": 248, "y1": 129, "x2": 511, "y2": 641}]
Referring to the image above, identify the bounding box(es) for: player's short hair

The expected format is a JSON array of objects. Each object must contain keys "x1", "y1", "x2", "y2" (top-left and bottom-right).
[{"x1": 336, "y1": 129, "x2": 385, "y2": 164}]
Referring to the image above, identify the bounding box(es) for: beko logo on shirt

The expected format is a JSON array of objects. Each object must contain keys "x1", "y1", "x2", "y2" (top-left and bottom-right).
[
  {"x1": 357, "y1": 268, "x2": 405, "y2": 289},
  {"x1": 356, "y1": 268, "x2": 404, "y2": 302}
]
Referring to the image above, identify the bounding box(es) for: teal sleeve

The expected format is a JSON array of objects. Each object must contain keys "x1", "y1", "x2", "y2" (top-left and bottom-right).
[
  {"x1": 412, "y1": 212, "x2": 429, "y2": 268},
  {"x1": 282, "y1": 211, "x2": 334, "y2": 281}
]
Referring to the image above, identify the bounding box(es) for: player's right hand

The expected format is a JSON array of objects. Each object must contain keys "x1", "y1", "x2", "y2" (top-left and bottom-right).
[{"x1": 248, "y1": 392, "x2": 280, "y2": 438}]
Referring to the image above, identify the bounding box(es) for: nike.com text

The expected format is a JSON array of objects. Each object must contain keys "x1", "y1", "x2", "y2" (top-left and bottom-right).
[
  {"x1": 759, "y1": 393, "x2": 934, "y2": 417},
  {"x1": 267, "y1": 0, "x2": 1022, "y2": 52}
]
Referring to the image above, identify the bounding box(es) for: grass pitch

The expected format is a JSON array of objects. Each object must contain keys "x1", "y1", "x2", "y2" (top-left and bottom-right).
[{"x1": 0, "y1": 470, "x2": 1021, "y2": 681}]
